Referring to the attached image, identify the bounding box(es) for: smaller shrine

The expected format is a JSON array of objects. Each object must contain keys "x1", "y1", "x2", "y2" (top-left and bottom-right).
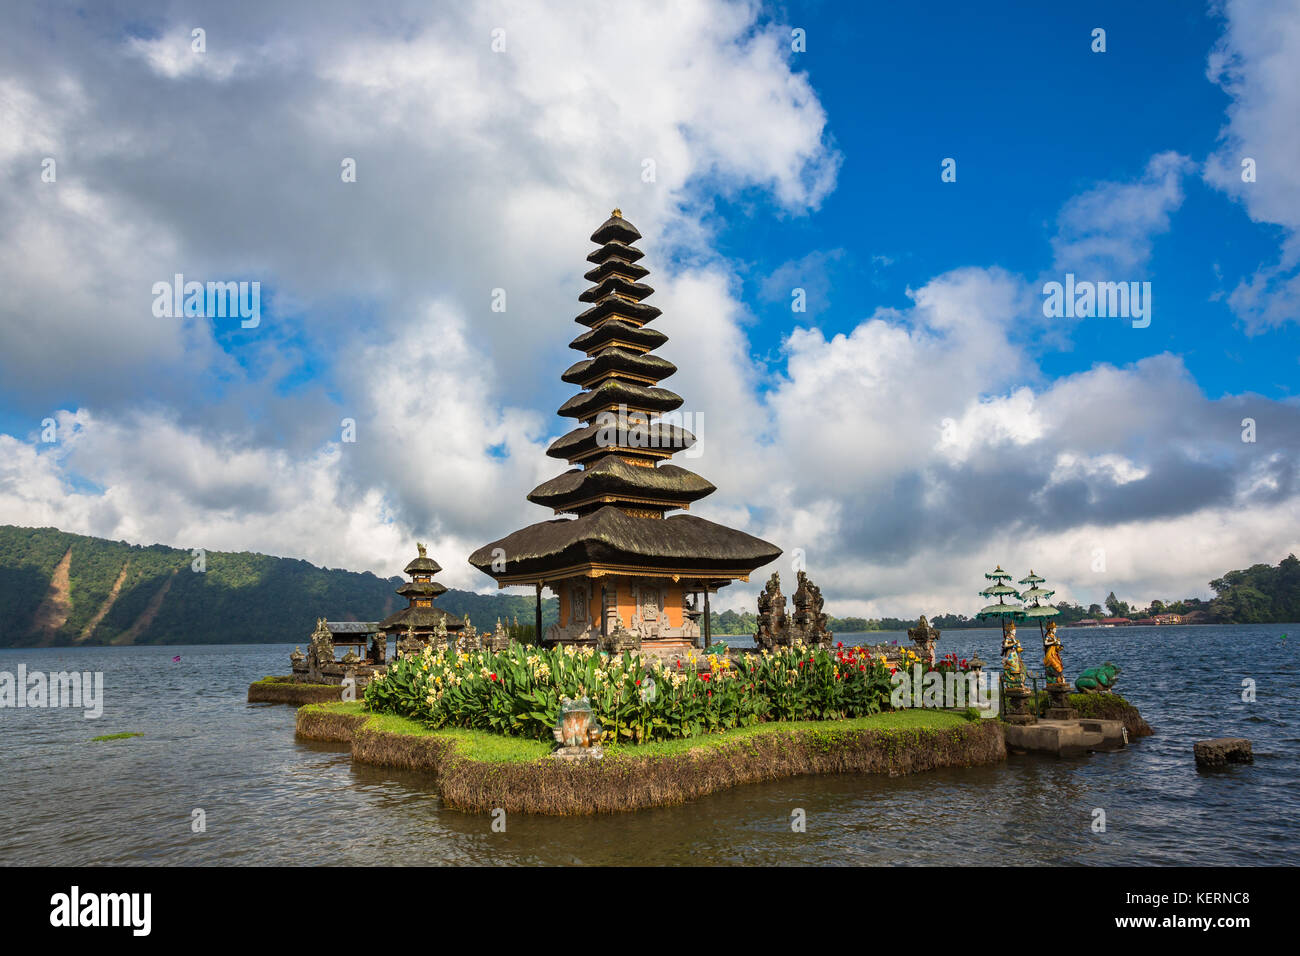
[
  {"x1": 379, "y1": 543, "x2": 466, "y2": 650},
  {"x1": 291, "y1": 618, "x2": 385, "y2": 686},
  {"x1": 753, "y1": 571, "x2": 833, "y2": 651}
]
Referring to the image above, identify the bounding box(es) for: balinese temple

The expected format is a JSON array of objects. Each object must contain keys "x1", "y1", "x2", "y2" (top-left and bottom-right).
[
  {"x1": 469, "y1": 210, "x2": 781, "y2": 653},
  {"x1": 379, "y1": 543, "x2": 466, "y2": 646}
]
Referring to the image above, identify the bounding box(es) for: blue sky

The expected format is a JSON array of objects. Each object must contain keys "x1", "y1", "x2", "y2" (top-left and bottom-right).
[
  {"x1": 723, "y1": 1, "x2": 1295, "y2": 399},
  {"x1": 1, "y1": 0, "x2": 1298, "y2": 616}
]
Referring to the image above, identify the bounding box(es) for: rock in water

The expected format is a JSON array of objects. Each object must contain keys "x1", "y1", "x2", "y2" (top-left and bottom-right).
[{"x1": 1194, "y1": 738, "x2": 1253, "y2": 767}]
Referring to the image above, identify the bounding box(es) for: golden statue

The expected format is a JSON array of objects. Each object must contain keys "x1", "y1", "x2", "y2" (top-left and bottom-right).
[{"x1": 1043, "y1": 620, "x2": 1065, "y2": 686}]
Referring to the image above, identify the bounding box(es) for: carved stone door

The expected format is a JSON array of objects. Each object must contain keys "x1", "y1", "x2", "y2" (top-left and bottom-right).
[{"x1": 569, "y1": 583, "x2": 589, "y2": 627}]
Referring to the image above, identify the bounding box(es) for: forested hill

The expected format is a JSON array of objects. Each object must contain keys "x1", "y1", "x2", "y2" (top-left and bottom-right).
[{"x1": 0, "y1": 525, "x2": 556, "y2": 647}]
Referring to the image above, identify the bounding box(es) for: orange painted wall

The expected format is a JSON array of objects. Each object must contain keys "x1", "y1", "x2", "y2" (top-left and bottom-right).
[{"x1": 552, "y1": 576, "x2": 688, "y2": 629}]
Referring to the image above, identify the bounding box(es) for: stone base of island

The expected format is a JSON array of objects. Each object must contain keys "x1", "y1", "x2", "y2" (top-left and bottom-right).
[{"x1": 296, "y1": 702, "x2": 1008, "y2": 815}]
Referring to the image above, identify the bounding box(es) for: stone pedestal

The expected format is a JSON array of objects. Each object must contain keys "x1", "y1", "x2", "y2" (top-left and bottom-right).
[
  {"x1": 552, "y1": 746, "x2": 603, "y2": 763},
  {"x1": 1045, "y1": 682, "x2": 1076, "y2": 720},
  {"x1": 1003, "y1": 688, "x2": 1036, "y2": 725},
  {"x1": 1005, "y1": 718, "x2": 1126, "y2": 757}
]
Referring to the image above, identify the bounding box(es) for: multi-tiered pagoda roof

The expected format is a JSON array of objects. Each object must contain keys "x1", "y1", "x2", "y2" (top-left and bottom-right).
[
  {"x1": 470, "y1": 210, "x2": 780, "y2": 586},
  {"x1": 380, "y1": 544, "x2": 465, "y2": 635}
]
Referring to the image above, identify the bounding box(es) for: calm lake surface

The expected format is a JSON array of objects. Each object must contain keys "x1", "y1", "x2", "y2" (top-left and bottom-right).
[{"x1": 1, "y1": 625, "x2": 1295, "y2": 866}]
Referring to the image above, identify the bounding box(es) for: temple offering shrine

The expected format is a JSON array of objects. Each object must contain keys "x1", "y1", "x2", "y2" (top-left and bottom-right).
[
  {"x1": 469, "y1": 210, "x2": 781, "y2": 654},
  {"x1": 379, "y1": 543, "x2": 466, "y2": 651}
]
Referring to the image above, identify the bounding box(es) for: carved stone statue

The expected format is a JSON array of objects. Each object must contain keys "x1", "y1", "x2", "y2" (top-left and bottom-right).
[
  {"x1": 791, "y1": 571, "x2": 832, "y2": 649},
  {"x1": 397, "y1": 623, "x2": 422, "y2": 659},
  {"x1": 307, "y1": 618, "x2": 334, "y2": 681},
  {"x1": 755, "y1": 573, "x2": 787, "y2": 651},
  {"x1": 907, "y1": 615, "x2": 941, "y2": 665},
  {"x1": 755, "y1": 571, "x2": 832, "y2": 650}
]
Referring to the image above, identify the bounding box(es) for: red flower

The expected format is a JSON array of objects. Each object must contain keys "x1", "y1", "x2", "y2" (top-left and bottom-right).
[
  {"x1": 489, "y1": 673, "x2": 497, "y2": 681},
  {"x1": 636, "y1": 679, "x2": 642, "y2": 686}
]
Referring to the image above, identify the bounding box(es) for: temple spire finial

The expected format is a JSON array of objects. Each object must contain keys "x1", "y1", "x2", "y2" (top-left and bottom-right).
[{"x1": 611, "y1": 207, "x2": 622, "y2": 218}]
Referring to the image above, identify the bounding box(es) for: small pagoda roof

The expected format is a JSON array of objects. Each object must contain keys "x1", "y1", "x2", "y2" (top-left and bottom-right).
[
  {"x1": 468, "y1": 505, "x2": 782, "y2": 582},
  {"x1": 576, "y1": 296, "x2": 662, "y2": 328},
  {"x1": 561, "y1": 348, "x2": 676, "y2": 386},
  {"x1": 1018, "y1": 570, "x2": 1046, "y2": 584},
  {"x1": 584, "y1": 259, "x2": 649, "y2": 283},
  {"x1": 546, "y1": 419, "x2": 696, "y2": 462},
  {"x1": 570, "y1": 320, "x2": 667, "y2": 355},
  {"x1": 590, "y1": 212, "x2": 642, "y2": 245},
  {"x1": 557, "y1": 379, "x2": 682, "y2": 421},
  {"x1": 404, "y1": 555, "x2": 442, "y2": 575},
  {"x1": 379, "y1": 605, "x2": 466, "y2": 632},
  {"x1": 397, "y1": 580, "x2": 448, "y2": 599},
  {"x1": 527, "y1": 455, "x2": 715, "y2": 513},
  {"x1": 579, "y1": 276, "x2": 655, "y2": 304}
]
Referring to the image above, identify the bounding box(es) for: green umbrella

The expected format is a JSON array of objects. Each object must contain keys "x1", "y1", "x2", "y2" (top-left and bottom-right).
[
  {"x1": 1020, "y1": 571, "x2": 1059, "y2": 638},
  {"x1": 977, "y1": 566, "x2": 1023, "y2": 633}
]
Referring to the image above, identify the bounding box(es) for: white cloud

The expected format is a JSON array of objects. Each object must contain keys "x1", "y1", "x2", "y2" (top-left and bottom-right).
[
  {"x1": 1204, "y1": 0, "x2": 1300, "y2": 329},
  {"x1": 1051, "y1": 151, "x2": 1194, "y2": 277},
  {"x1": 2, "y1": 0, "x2": 1298, "y2": 626}
]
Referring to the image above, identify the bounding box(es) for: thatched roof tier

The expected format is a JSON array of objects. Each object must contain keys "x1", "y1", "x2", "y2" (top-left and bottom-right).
[
  {"x1": 379, "y1": 605, "x2": 467, "y2": 632},
  {"x1": 590, "y1": 213, "x2": 642, "y2": 245},
  {"x1": 557, "y1": 379, "x2": 682, "y2": 421},
  {"x1": 469, "y1": 211, "x2": 781, "y2": 591},
  {"x1": 469, "y1": 506, "x2": 781, "y2": 583},
  {"x1": 561, "y1": 348, "x2": 676, "y2": 387},
  {"x1": 569, "y1": 320, "x2": 667, "y2": 355},
  {"x1": 403, "y1": 554, "x2": 442, "y2": 575},
  {"x1": 584, "y1": 258, "x2": 649, "y2": 283},
  {"x1": 586, "y1": 240, "x2": 644, "y2": 265},
  {"x1": 575, "y1": 296, "x2": 662, "y2": 328},
  {"x1": 396, "y1": 580, "x2": 448, "y2": 599},
  {"x1": 546, "y1": 419, "x2": 695, "y2": 463},
  {"x1": 527, "y1": 455, "x2": 715, "y2": 514},
  {"x1": 579, "y1": 275, "x2": 655, "y2": 304}
]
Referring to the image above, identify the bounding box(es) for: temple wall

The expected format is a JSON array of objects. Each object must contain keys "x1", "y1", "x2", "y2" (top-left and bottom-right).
[{"x1": 554, "y1": 576, "x2": 689, "y2": 630}]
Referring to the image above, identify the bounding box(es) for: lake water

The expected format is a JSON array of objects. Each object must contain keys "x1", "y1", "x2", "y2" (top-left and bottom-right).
[{"x1": 1, "y1": 625, "x2": 1295, "y2": 866}]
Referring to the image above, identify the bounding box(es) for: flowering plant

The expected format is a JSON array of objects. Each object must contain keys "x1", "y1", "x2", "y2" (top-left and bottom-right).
[{"x1": 363, "y1": 640, "x2": 897, "y2": 743}]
